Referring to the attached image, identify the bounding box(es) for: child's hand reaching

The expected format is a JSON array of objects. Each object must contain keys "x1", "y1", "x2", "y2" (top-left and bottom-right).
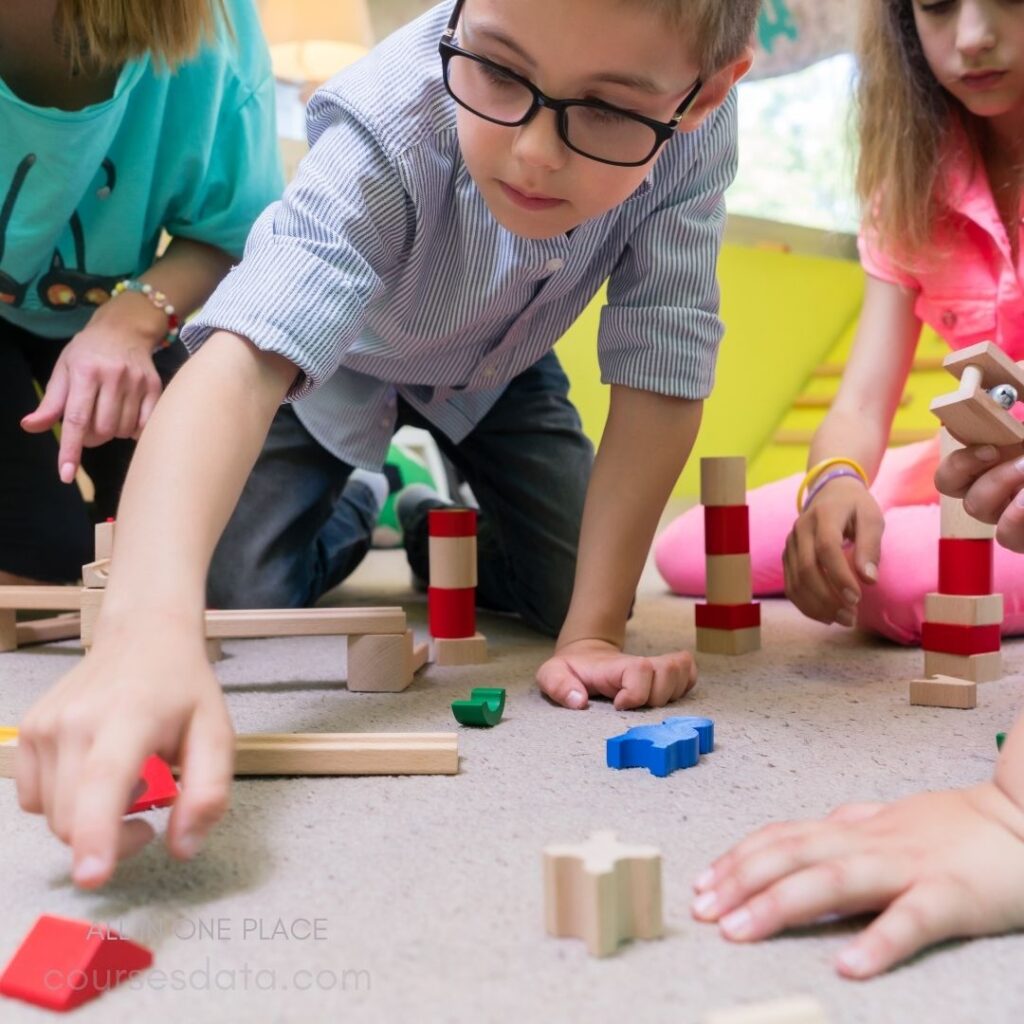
[
  {"x1": 783, "y1": 477, "x2": 883, "y2": 627},
  {"x1": 20, "y1": 294, "x2": 168, "y2": 484},
  {"x1": 536, "y1": 638, "x2": 696, "y2": 710},
  {"x1": 691, "y1": 782, "x2": 1024, "y2": 979},
  {"x1": 16, "y1": 616, "x2": 234, "y2": 889}
]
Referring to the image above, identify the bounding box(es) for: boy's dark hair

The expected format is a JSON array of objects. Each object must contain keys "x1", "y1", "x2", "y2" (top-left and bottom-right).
[{"x1": 626, "y1": 1, "x2": 761, "y2": 76}]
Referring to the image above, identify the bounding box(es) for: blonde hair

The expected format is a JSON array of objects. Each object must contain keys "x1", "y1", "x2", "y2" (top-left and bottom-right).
[
  {"x1": 621, "y1": 1, "x2": 761, "y2": 76},
  {"x1": 56, "y1": 0, "x2": 229, "y2": 72},
  {"x1": 857, "y1": 0, "x2": 977, "y2": 266}
]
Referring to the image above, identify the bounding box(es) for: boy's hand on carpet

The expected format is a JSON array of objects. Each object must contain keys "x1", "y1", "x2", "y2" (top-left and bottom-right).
[
  {"x1": 690, "y1": 783, "x2": 1024, "y2": 979},
  {"x1": 536, "y1": 638, "x2": 696, "y2": 710},
  {"x1": 935, "y1": 442, "x2": 1024, "y2": 552},
  {"x1": 783, "y1": 479, "x2": 882, "y2": 627},
  {"x1": 16, "y1": 619, "x2": 234, "y2": 889}
]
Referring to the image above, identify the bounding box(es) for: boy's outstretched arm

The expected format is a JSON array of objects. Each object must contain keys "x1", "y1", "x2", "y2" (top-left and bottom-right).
[
  {"x1": 690, "y1": 716, "x2": 1024, "y2": 978},
  {"x1": 16, "y1": 331, "x2": 297, "y2": 888},
  {"x1": 536, "y1": 384, "x2": 702, "y2": 710}
]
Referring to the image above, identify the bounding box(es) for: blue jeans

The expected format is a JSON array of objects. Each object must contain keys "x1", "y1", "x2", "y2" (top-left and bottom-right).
[{"x1": 207, "y1": 352, "x2": 594, "y2": 637}]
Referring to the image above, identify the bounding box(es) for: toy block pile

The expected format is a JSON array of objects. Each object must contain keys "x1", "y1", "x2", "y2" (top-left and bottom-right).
[
  {"x1": 695, "y1": 457, "x2": 760, "y2": 655},
  {"x1": 428, "y1": 507, "x2": 488, "y2": 665},
  {"x1": 913, "y1": 431, "x2": 1004, "y2": 708}
]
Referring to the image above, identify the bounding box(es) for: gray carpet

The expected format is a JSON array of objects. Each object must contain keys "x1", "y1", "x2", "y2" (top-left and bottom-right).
[{"x1": 1, "y1": 547, "x2": 1022, "y2": 1023}]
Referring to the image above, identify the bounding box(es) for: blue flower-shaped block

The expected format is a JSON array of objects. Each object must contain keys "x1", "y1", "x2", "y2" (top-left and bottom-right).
[{"x1": 606, "y1": 717, "x2": 715, "y2": 777}]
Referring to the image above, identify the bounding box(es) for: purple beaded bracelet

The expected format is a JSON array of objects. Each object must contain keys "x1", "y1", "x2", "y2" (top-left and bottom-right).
[{"x1": 802, "y1": 467, "x2": 867, "y2": 511}]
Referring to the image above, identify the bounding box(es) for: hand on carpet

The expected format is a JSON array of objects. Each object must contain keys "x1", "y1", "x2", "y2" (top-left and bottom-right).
[
  {"x1": 690, "y1": 783, "x2": 1024, "y2": 979},
  {"x1": 535, "y1": 638, "x2": 696, "y2": 710}
]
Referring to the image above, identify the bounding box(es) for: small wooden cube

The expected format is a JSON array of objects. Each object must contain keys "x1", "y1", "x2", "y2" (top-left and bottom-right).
[
  {"x1": 924, "y1": 592, "x2": 1003, "y2": 626},
  {"x1": 940, "y1": 495, "x2": 996, "y2": 540},
  {"x1": 909, "y1": 674, "x2": 977, "y2": 709},
  {"x1": 347, "y1": 632, "x2": 415, "y2": 692},
  {"x1": 695, "y1": 626, "x2": 761, "y2": 655},
  {"x1": 433, "y1": 632, "x2": 488, "y2": 666},
  {"x1": 923, "y1": 649, "x2": 1002, "y2": 684},
  {"x1": 705, "y1": 554, "x2": 753, "y2": 605}
]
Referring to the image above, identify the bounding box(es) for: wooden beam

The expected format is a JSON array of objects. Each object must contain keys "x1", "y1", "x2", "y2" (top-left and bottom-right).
[
  {"x1": 0, "y1": 587, "x2": 83, "y2": 611},
  {"x1": 15, "y1": 614, "x2": 81, "y2": 647},
  {"x1": 204, "y1": 606, "x2": 406, "y2": 639}
]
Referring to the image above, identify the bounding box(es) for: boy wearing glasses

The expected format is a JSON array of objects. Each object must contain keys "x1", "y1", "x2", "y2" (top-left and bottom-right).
[{"x1": 18, "y1": 0, "x2": 757, "y2": 887}]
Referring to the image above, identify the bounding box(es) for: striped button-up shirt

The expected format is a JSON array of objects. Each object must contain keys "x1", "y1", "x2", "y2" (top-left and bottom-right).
[{"x1": 182, "y1": 1, "x2": 737, "y2": 469}]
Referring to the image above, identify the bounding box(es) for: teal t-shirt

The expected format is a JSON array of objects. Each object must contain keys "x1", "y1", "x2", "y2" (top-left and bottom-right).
[{"x1": 0, "y1": 0, "x2": 283, "y2": 339}]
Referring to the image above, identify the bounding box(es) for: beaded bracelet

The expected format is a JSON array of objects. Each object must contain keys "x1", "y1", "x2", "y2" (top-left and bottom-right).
[
  {"x1": 801, "y1": 467, "x2": 867, "y2": 512},
  {"x1": 795, "y1": 456, "x2": 869, "y2": 513},
  {"x1": 111, "y1": 279, "x2": 180, "y2": 349}
]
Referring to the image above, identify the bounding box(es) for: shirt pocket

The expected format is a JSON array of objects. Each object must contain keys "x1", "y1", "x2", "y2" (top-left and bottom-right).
[{"x1": 917, "y1": 294, "x2": 996, "y2": 347}]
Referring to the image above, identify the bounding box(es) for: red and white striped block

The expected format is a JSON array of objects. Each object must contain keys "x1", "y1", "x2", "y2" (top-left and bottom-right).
[{"x1": 428, "y1": 508, "x2": 487, "y2": 665}]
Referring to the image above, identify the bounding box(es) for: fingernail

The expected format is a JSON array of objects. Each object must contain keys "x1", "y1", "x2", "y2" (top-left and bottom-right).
[
  {"x1": 1015, "y1": 457, "x2": 1024, "y2": 475},
  {"x1": 566, "y1": 690, "x2": 586, "y2": 709},
  {"x1": 60, "y1": 463, "x2": 75, "y2": 483},
  {"x1": 843, "y1": 588, "x2": 859, "y2": 605},
  {"x1": 720, "y1": 907, "x2": 753, "y2": 939},
  {"x1": 73, "y1": 855, "x2": 109, "y2": 885},
  {"x1": 692, "y1": 891, "x2": 718, "y2": 917},
  {"x1": 837, "y1": 945, "x2": 872, "y2": 976},
  {"x1": 1016, "y1": 489, "x2": 1024, "y2": 509},
  {"x1": 177, "y1": 831, "x2": 204, "y2": 859},
  {"x1": 976, "y1": 445, "x2": 999, "y2": 462},
  {"x1": 694, "y1": 867, "x2": 715, "y2": 892},
  {"x1": 864, "y1": 562, "x2": 878, "y2": 581},
  {"x1": 836, "y1": 609, "x2": 856, "y2": 628}
]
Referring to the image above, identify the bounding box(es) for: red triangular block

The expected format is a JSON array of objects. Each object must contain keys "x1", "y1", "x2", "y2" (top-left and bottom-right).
[
  {"x1": 126, "y1": 754, "x2": 178, "y2": 814},
  {"x1": 0, "y1": 914, "x2": 153, "y2": 1011}
]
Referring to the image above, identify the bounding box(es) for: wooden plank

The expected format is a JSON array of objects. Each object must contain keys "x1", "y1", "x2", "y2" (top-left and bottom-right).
[
  {"x1": 233, "y1": 732, "x2": 458, "y2": 775},
  {"x1": 0, "y1": 730, "x2": 459, "y2": 778},
  {"x1": 0, "y1": 587, "x2": 83, "y2": 611},
  {"x1": 15, "y1": 614, "x2": 81, "y2": 647},
  {"x1": 204, "y1": 606, "x2": 406, "y2": 639}
]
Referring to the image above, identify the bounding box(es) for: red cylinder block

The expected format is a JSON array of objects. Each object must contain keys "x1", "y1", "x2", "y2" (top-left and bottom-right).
[
  {"x1": 429, "y1": 587, "x2": 476, "y2": 638},
  {"x1": 704, "y1": 505, "x2": 750, "y2": 555},
  {"x1": 428, "y1": 507, "x2": 477, "y2": 538},
  {"x1": 938, "y1": 538, "x2": 993, "y2": 595}
]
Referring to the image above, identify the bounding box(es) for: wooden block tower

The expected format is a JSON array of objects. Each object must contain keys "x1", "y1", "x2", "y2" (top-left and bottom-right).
[
  {"x1": 695, "y1": 457, "x2": 760, "y2": 655},
  {"x1": 917, "y1": 429, "x2": 1003, "y2": 696},
  {"x1": 428, "y1": 508, "x2": 487, "y2": 666}
]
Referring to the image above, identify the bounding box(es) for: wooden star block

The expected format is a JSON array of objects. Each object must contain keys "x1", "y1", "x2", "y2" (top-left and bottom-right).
[{"x1": 543, "y1": 830, "x2": 662, "y2": 957}]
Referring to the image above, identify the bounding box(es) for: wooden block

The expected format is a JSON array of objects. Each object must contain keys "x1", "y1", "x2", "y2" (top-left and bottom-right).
[
  {"x1": 695, "y1": 602, "x2": 760, "y2": 630},
  {"x1": 232, "y1": 732, "x2": 459, "y2": 775},
  {"x1": 704, "y1": 505, "x2": 750, "y2": 555},
  {"x1": 910, "y1": 675, "x2": 977, "y2": 709},
  {"x1": 696, "y1": 626, "x2": 761, "y2": 655},
  {"x1": 205, "y1": 638, "x2": 223, "y2": 663},
  {"x1": 433, "y1": 632, "x2": 488, "y2": 666},
  {"x1": 700, "y1": 456, "x2": 747, "y2": 507},
  {"x1": 940, "y1": 494, "x2": 996, "y2": 540},
  {"x1": 0, "y1": 610, "x2": 16, "y2": 653},
  {"x1": 81, "y1": 559, "x2": 110, "y2": 589},
  {"x1": 347, "y1": 632, "x2": 413, "y2": 693},
  {"x1": 94, "y1": 520, "x2": 115, "y2": 561},
  {"x1": 921, "y1": 621, "x2": 1000, "y2": 656},
  {"x1": 0, "y1": 586, "x2": 83, "y2": 612},
  {"x1": 15, "y1": 614, "x2": 81, "y2": 647},
  {"x1": 938, "y1": 538, "x2": 993, "y2": 595},
  {"x1": 931, "y1": 347, "x2": 1024, "y2": 446},
  {"x1": 0, "y1": 729, "x2": 460, "y2": 778},
  {"x1": 79, "y1": 588, "x2": 104, "y2": 649},
  {"x1": 702, "y1": 995, "x2": 830, "y2": 1024},
  {"x1": 428, "y1": 535, "x2": 477, "y2": 589},
  {"x1": 924, "y1": 649, "x2": 1002, "y2": 683},
  {"x1": 409, "y1": 637, "x2": 430, "y2": 675},
  {"x1": 925, "y1": 592, "x2": 1003, "y2": 626},
  {"x1": 544, "y1": 830, "x2": 662, "y2": 958},
  {"x1": 204, "y1": 606, "x2": 406, "y2": 639},
  {"x1": 705, "y1": 554, "x2": 753, "y2": 605}
]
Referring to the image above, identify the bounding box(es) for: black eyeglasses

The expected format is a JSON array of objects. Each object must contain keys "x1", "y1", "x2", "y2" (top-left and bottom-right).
[{"x1": 438, "y1": 0, "x2": 702, "y2": 168}]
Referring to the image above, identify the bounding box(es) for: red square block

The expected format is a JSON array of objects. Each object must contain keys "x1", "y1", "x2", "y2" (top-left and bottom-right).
[
  {"x1": 428, "y1": 586, "x2": 476, "y2": 639},
  {"x1": 694, "y1": 602, "x2": 761, "y2": 631},
  {"x1": 703, "y1": 505, "x2": 750, "y2": 556},
  {"x1": 0, "y1": 915, "x2": 152, "y2": 1012},
  {"x1": 921, "y1": 621, "x2": 1001, "y2": 657},
  {"x1": 126, "y1": 755, "x2": 178, "y2": 815},
  {"x1": 938, "y1": 538, "x2": 993, "y2": 595}
]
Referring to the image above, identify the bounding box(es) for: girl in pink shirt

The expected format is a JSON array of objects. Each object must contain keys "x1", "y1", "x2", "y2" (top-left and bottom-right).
[
  {"x1": 688, "y1": 0, "x2": 1024, "y2": 981},
  {"x1": 656, "y1": 6, "x2": 1024, "y2": 646}
]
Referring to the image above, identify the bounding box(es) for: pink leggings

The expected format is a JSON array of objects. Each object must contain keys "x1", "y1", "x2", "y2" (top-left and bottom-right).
[{"x1": 654, "y1": 439, "x2": 1024, "y2": 645}]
